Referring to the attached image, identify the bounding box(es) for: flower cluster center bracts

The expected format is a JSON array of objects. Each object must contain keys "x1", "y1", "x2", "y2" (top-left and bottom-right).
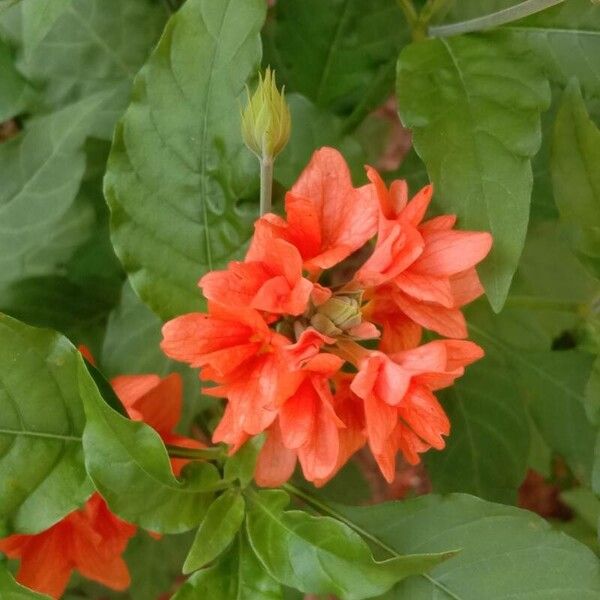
[{"x1": 161, "y1": 147, "x2": 492, "y2": 486}]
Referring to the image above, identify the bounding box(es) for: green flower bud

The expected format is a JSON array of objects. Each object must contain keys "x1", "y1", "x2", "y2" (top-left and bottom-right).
[
  {"x1": 241, "y1": 67, "x2": 291, "y2": 160},
  {"x1": 310, "y1": 295, "x2": 363, "y2": 337}
]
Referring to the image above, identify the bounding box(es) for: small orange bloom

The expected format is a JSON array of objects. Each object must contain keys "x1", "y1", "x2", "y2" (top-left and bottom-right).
[
  {"x1": 111, "y1": 372, "x2": 204, "y2": 474},
  {"x1": 0, "y1": 494, "x2": 136, "y2": 599},
  {"x1": 351, "y1": 340, "x2": 484, "y2": 481},
  {"x1": 249, "y1": 147, "x2": 378, "y2": 273},
  {"x1": 355, "y1": 167, "x2": 492, "y2": 346}
]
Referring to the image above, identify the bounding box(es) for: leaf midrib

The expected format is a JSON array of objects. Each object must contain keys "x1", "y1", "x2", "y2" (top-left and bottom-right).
[
  {"x1": 0, "y1": 428, "x2": 81, "y2": 442},
  {"x1": 197, "y1": 0, "x2": 235, "y2": 271}
]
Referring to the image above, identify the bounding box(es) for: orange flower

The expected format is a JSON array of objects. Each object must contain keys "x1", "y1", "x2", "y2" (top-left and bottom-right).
[
  {"x1": 249, "y1": 147, "x2": 378, "y2": 273},
  {"x1": 200, "y1": 237, "x2": 313, "y2": 316},
  {"x1": 355, "y1": 167, "x2": 492, "y2": 346},
  {"x1": 0, "y1": 494, "x2": 135, "y2": 599},
  {"x1": 161, "y1": 147, "x2": 491, "y2": 488},
  {"x1": 111, "y1": 372, "x2": 204, "y2": 475},
  {"x1": 350, "y1": 339, "x2": 484, "y2": 481}
]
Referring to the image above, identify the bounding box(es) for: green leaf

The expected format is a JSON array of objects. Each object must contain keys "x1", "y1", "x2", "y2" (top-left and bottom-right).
[
  {"x1": 505, "y1": 0, "x2": 600, "y2": 99},
  {"x1": 0, "y1": 565, "x2": 50, "y2": 600},
  {"x1": 183, "y1": 489, "x2": 246, "y2": 574},
  {"x1": 336, "y1": 493, "x2": 600, "y2": 599},
  {"x1": 21, "y1": 0, "x2": 70, "y2": 58},
  {"x1": 0, "y1": 37, "x2": 28, "y2": 121},
  {"x1": 101, "y1": 281, "x2": 173, "y2": 378},
  {"x1": 518, "y1": 350, "x2": 597, "y2": 483},
  {"x1": 104, "y1": 0, "x2": 265, "y2": 320},
  {"x1": 19, "y1": 0, "x2": 167, "y2": 136},
  {"x1": 425, "y1": 218, "x2": 599, "y2": 502},
  {"x1": 397, "y1": 33, "x2": 551, "y2": 311},
  {"x1": 552, "y1": 80, "x2": 600, "y2": 279},
  {"x1": 0, "y1": 314, "x2": 91, "y2": 535},
  {"x1": 245, "y1": 489, "x2": 452, "y2": 600},
  {"x1": 264, "y1": 0, "x2": 409, "y2": 127},
  {"x1": 0, "y1": 136, "x2": 123, "y2": 339},
  {"x1": 174, "y1": 532, "x2": 282, "y2": 600},
  {"x1": 425, "y1": 344, "x2": 530, "y2": 504},
  {"x1": 80, "y1": 360, "x2": 224, "y2": 533},
  {"x1": 0, "y1": 94, "x2": 109, "y2": 305},
  {"x1": 224, "y1": 436, "x2": 264, "y2": 489}
]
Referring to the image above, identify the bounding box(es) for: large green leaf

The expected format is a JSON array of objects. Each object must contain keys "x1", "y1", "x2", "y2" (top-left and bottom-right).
[
  {"x1": 505, "y1": 0, "x2": 600, "y2": 99},
  {"x1": 18, "y1": 0, "x2": 166, "y2": 136},
  {"x1": 515, "y1": 349, "x2": 597, "y2": 483},
  {"x1": 0, "y1": 139, "x2": 123, "y2": 338},
  {"x1": 0, "y1": 94, "x2": 110, "y2": 307},
  {"x1": 21, "y1": 0, "x2": 70, "y2": 58},
  {"x1": 552, "y1": 81, "x2": 600, "y2": 279},
  {"x1": 245, "y1": 489, "x2": 452, "y2": 600},
  {"x1": 425, "y1": 220, "x2": 600, "y2": 501},
  {"x1": 397, "y1": 33, "x2": 551, "y2": 311},
  {"x1": 0, "y1": 566, "x2": 50, "y2": 600},
  {"x1": 425, "y1": 344, "x2": 529, "y2": 504},
  {"x1": 264, "y1": 0, "x2": 409, "y2": 127},
  {"x1": 104, "y1": 0, "x2": 265, "y2": 320},
  {"x1": 174, "y1": 532, "x2": 282, "y2": 600},
  {"x1": 80, "y1": 359, "x2": 224, "y2": 533},
  {"x1": 337, "y1": 493, "x2": 600, "y2": 599},
  {"x1": 0, "y1": 314, "x2": 91, "y2": 535}
]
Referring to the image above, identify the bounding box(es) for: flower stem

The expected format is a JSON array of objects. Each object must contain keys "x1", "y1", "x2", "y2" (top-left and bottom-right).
[
  {"x1": 260, "y1": 157, "x2": 274, "y2": 216},
  {"x1": 428, "y1": 0, "x2": 564, "y2": 38},
  {"x1": 165, "y1": 444, "x2": 225, "y2": 461},
  {"x1": 396, "y1": 0, "x2": 419, "y2": 27}
]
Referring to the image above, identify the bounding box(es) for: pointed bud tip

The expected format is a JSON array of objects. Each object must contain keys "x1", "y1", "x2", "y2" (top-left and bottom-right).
[{"x1": 241, "y1": 68, "x2": 291, "y2": 160}]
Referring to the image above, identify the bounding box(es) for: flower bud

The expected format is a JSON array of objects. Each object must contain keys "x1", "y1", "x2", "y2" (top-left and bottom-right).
[
  {"x1": 310, "y1": 295, "x2": 363, "y2": 337},
  {"x1": 241, "y1": 67, "x2": 291, "y2": 160}
]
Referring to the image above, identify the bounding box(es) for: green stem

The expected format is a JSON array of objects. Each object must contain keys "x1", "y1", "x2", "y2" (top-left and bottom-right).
[
  {"x1": 165, "y1": 444, "x2": 225, "y2": 461},
  {"x1": 428, "y1": 0, "x2": 564, "y2": 37},
  {"x1": 260, "y1": 157, "x2": 274, "y2": 216},
  {"x1": 396, "y1": 0, "x2": 419, "y2": 27}
]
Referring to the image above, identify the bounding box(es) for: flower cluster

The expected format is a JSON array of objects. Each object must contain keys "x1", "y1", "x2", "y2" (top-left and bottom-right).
[
  {"x1": 0, "y1": 365, "x2": 197, "y2": 599},
  {"x1": 162, "y1": 147, "x2": 492, "y2": 486}
]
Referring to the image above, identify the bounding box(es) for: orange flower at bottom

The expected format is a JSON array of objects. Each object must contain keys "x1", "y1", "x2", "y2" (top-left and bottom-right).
[
  {"x1": 0, "y1": 494, "x2": 136, "y2": 599},
  {"x1": 0, "y1": 350, "x2": 202, "y2": 598}
]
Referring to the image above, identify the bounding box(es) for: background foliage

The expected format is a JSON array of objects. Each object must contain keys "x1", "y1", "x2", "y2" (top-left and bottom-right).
[{"x1": 1, "y1": 0, "x2": 600, "y2": 598}]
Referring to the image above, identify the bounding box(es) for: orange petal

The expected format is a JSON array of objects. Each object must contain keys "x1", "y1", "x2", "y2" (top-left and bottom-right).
[
  {"x1": 255, "y1": 423, "x2": 297, "y2": 487},
  {"x1": 112, "y1": 373, "x2": 182, "y2": 434},
  {"x1": 412, "y1": 230, "x2": 492, "y2": 277},
  {"x1": 392, "y1": 290, "x2": 468, "y2": 338},
  {"x1": 291, "y1": 147, "x2": 378, "y2": 269}
]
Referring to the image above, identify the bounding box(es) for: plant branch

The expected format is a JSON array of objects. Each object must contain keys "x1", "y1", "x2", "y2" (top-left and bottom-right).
[
  {"x1": 396, "y1": 0, "x2": 419, "y2": 27},
  {"x1": 428, "y1": 0, "x2": 564, "y2": 38}
]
